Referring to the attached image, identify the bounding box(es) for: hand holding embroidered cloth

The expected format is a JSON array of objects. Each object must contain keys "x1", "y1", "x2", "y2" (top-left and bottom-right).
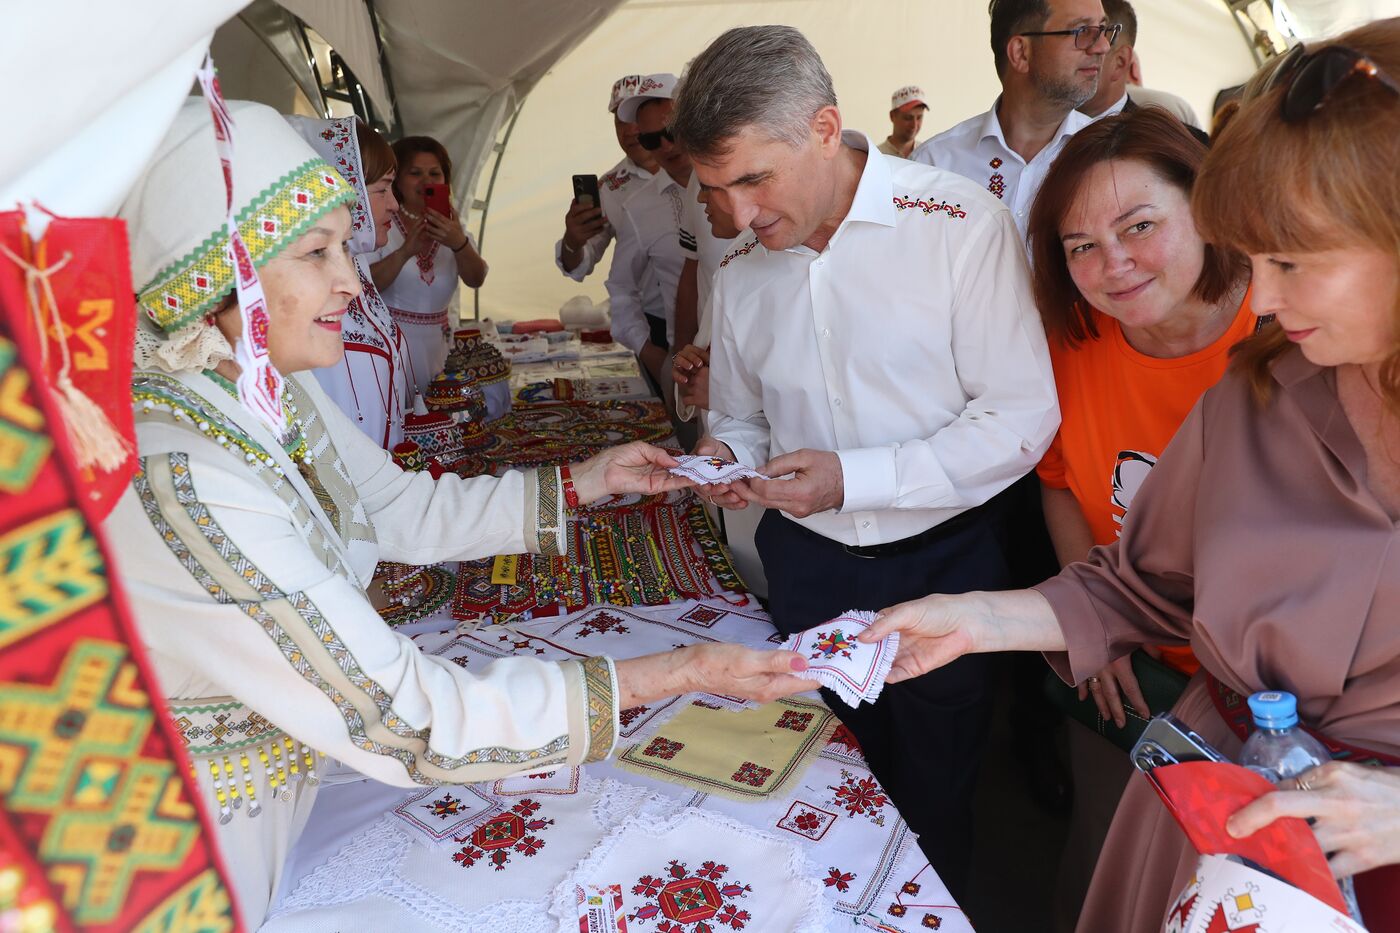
[
  {"x1": 780, "y1": 610, "x2": 899, "y2": 707},
  {"x1": 667, "y1": 453, "x2": 769, "y2": 485}
]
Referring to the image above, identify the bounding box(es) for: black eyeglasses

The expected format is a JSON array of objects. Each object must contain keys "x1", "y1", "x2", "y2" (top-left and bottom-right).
[
  {"x1": 1018, "y1": 22, "x2": 1121, "y2": 50},
  {"x1": 1265, "y1": 43, "x2": 1400, "y2": 123},
  {"x1": 638, "y1": 128, "x2": 674, "y2": 151}
]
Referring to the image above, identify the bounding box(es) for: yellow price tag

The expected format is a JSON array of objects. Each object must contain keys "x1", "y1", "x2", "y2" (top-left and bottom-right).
[{"x1": 491, "y1": 554, "x2": 520, "y2": 585}]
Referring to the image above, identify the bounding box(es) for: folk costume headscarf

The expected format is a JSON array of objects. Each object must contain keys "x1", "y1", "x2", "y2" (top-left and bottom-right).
[
  {"x1": 120, "y1": 97, "x2": 353, "y2": 417},
  {"x1": 287, "y1": 114, "x2": 410, "y2": 449}
]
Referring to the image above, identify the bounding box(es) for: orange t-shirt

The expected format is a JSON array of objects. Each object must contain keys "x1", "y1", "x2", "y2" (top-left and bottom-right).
[{"x1": 1036, "y1": 293, "x2": 1256, "y2": 675}]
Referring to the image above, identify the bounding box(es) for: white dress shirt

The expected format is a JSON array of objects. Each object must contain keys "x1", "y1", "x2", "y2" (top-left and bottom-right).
[
  {"x1": 708, "y1": 132, "x2": 1059, "y2": 547},
  {"x1": 679, "y1": 171, "x2": 739, "y2": 327},
  {"x1": 553, "y1": 157, "x2": 647, "y2": 281},
  {"x1": 605, "y1": 167, "x2": 688, "y2": 353},
  {"x1": 911, "y1": 99, "x2": 1094, "y2": 238}
]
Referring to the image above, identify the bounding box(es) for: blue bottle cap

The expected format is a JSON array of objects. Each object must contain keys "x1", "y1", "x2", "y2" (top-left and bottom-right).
[{"x1": 1247, "y1": 691, "x2": 1299, "y2": 730}]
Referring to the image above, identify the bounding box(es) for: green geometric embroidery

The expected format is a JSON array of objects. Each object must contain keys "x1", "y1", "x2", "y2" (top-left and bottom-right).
[
  {"x1": 0, "y1": 339, "x2": 52, "y2": 494},
  {"x1": 0, "y1": 639, "x2": 151, "y2": 810},
  {"x1": 0, "y1": 509, "x2": 108, "y2": 650},
  {"x1": 40, "y1": 758, "x2": 199, "y2": 924}
]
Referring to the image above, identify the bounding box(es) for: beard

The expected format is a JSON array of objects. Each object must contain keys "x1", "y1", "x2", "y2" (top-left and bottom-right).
[{"x1": 1031, "y1": 62, "x2": 1097, "y2": 109}]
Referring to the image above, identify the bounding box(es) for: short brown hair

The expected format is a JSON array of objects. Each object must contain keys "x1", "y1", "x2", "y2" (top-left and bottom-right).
[
  {"x1": 1194, "y1": 18, "x2": 1400, "y2": 405},
  {"x1": 390, "y1": 135, "x2": 452, "y2": 201},
  {"x1": 356, "y1": 119, "x2": 396, "y2": 185},
  {"x1": 1027, "y1": 107, "x2": 1247, "y2": 346}
]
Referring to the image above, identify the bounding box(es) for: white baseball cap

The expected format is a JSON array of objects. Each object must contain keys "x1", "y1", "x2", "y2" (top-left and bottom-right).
[
  {"x1": 608, "y1": 75, "x2": 644, "y2": 114},
  {"x1": 616, "y1": 73, "x2": 679, "y2": 123},
  {"x1": 891, "y1": 85, "x2": 928, "y2": 113}
]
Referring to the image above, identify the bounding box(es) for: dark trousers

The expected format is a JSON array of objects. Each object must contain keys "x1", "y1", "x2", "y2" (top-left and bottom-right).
[{"x1": 755, "y1": 509, "x2": 1010, "y2": 901}]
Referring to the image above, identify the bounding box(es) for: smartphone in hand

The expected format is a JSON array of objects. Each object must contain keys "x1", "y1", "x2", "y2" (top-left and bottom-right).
[
  {"x1": 572, "y1": 174, "x2": 601, "y2": 210},
  {"x1": 423, "y1": 184, "x2": 452, "y2": 216}
]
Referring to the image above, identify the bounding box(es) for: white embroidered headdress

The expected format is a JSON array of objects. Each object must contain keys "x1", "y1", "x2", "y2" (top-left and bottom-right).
[{"x1": 120, "y1": 99, "x2": 353, "y2": 375}]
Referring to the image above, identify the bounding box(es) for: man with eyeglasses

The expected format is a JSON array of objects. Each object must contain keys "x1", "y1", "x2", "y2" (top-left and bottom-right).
[
  {"x1": 1080, "y1": 0, "x2": 1211, "y2": 145},
  {"x1": 606, "y1": 74, "x2": 693, "y2": 393},
  {"x1": 912, "y1": 0, "x2": 1114, "y2": 239}
]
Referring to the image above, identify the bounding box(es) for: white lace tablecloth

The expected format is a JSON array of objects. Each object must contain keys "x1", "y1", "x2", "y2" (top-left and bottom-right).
[{"x1": 262, "y1": 597, "x2": 974, "y2": 933}]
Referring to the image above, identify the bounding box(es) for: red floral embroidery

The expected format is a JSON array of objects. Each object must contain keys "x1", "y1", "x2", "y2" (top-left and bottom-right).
[
  {"x1": 629, "y1": 859, "x2": 753, "y2": 931},
  {"x1": 823, "y1": 867, "x2": 857, "y2": 892},
  {"x1": 423, "y1": 793, "x2": 464, "y2": 819},
  {"x1": 810, "y1": 629, "x2": 854, "y2": 660},
  {"x1": 620, "y1": 705, "x2": 650, "y2": 728},
  {"x1": 575, "y1": 611, "x2": 630, "y2": 638},
  {"x1": 891, "y1": 195, "x2": 968, "y2": 219},
  {"x1": 902, "y1": 881, "x2": 922, "y2": 895},
  {"x1": 644, "y1": 737, "x2": 685, "y2": 760},
  {"x1": 775, "y1": 710, "x2": 814, "y2": 732},
  {"x1": 922, "y1": 914, "x2": 943, "y2": 929},
  {"x1": 989, "y1": 157, "x2": 1003, "y2": 169},
  {"x1": 987, "y1": 174, "x2": 1006, "y2": 200},
  {"x1": 730, "y1": 761, "x2": 774, "y2": 787},
  {"x1": 775, "y1": 800, "x2": 837, "y2": 841},
  {"x1": 828, "y1": 769, "x2": 889, "y2": 825},
  {"x1": 828, "y1": 724, "x2": 863, "y2": 755},
  {"x1": 449, "y1": 798, "x2": 554, "y2": 871},
  {"x1": 719, "y1": 240, "x2": 758, "y2": 267}
]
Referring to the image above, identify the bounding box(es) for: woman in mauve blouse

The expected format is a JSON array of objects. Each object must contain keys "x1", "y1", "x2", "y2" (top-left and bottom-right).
[{"x1": 860, "y1": 19, "x2": 1400, "y2": 933}]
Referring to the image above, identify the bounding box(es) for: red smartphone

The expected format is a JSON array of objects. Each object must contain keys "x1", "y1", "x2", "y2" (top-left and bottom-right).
[{"x1": 423, "y1": 184, "x2": 452, "y2": 216}]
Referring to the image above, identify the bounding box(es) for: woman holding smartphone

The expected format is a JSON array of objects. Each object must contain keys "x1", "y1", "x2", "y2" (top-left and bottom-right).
[
  {"x1": 368, "y1": 135, "x2": 487, "y2": 395},
  {"x1": 860, "y1": 19, "x2": 1400, "y2": 931}
]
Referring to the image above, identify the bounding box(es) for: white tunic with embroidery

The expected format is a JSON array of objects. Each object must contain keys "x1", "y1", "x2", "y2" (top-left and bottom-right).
[
  {"x1": 368, "y1": 217, "x2": 466, "y2": 395},
  {"x1": 107, "y1": 370, "x2": 617, "y2": 925}
]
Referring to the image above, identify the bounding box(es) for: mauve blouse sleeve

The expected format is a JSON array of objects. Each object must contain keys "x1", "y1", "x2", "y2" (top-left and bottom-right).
[{"x1": 1034, "y1": 396, "x2": 1206, "y2": 686}]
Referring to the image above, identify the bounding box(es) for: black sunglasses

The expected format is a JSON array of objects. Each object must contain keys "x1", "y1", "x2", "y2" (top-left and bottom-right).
[
  {"x1": 1266, "y1": 43, "x2": 1400, "y2": 123},
  {"x1": 1018, "y1": 22, "x2": 1121, "y2": 50},
  {"x1": 638, "y1": 128, "x2": 674, "y2": 151}
]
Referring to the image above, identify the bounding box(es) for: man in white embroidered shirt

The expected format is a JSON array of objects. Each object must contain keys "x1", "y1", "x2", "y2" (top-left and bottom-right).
[
  {"x1": 673, "y1": 26, "x2": 1059, "y2": 899},
  {"x1": 912, "y1": 0, "x2": 1114, "y2": 237}
]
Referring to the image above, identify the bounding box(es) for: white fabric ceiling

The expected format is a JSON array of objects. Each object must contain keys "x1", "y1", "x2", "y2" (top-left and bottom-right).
[{"x1": 5, "y1": 0, "x2": 1395, "y2": 285}]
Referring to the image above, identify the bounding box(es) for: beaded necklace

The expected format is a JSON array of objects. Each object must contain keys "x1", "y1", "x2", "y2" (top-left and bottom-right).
[{"x1": 203, "y1": 370, "x2": 312, "y2": 465}]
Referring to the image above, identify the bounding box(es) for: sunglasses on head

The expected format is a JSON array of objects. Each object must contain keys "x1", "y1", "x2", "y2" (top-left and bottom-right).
[
  {"x1": 1265, "y1": 42, "x2": 1400, "y2": 122},
  {"x1": 638, "y1": 128, "x2": 674, "y2": 151}
]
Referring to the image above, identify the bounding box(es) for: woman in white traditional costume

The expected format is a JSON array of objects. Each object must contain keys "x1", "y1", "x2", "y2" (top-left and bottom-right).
[
  {"x1": 109, "y1": 98, "x2": 816, "y2": 925},
  {"x1": 288, "y1": 115, "x2": 412, "y2": 449},
  {"x1": 367, "y1": 135, "x2": 487, "y2": 396}
]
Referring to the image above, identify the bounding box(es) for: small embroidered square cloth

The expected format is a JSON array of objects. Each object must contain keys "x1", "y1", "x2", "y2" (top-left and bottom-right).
[
  {"x1": 780, "y1": 610, "x2": 899, "y2": 707},
  {"x1": 549, "y1": 807, "x2": 829, "y2": 933},
  {"x1": 666, "y1": 454, "x2": 768, "y2": 485}
]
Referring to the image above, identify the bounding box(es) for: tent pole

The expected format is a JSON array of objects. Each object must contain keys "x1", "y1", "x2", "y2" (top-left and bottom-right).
[{"x1": 472, "y1": 103, "x2": 524, "y2": 322}]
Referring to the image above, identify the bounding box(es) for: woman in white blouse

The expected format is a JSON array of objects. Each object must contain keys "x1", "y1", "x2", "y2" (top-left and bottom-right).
[{"x1": 368, "y1": 136, "x2": 488, "y2": 395}]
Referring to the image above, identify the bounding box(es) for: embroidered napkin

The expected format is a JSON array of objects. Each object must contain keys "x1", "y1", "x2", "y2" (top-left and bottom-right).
[
  {"x1": 780, "y1": 610, "x2": 898, "y2": 707},
  {"x1": 549, "y1": 807, "x2": 829, "y2": 933},
  {"x1": 614, "y1": 697, "x2": 836, "y2": 801},
  {"x1": 667, "y1": 454, "x2": 768, "y2": 485}
]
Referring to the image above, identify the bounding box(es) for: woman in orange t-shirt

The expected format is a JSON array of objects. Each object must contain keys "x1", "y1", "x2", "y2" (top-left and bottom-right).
[
  {"x1": 1024, "y1": 108, "x2": 1254, "y2": 927},
  {"x1": 1027, "y1": 108, "x2": 1254, "y2": 724}
]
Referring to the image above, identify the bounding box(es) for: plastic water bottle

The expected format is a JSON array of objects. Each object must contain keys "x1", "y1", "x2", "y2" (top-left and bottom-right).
[
  {"x1": 1238, "y1": 691, "x2": 1331, "y2": 783},
  {"x1": 1238, "y1": 690, "x2": 1362, "y2": 923}
]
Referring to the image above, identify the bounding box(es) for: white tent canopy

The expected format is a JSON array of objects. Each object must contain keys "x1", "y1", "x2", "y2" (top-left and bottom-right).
[{"x1": 4, "y1": 0, "x2": 1395, "y2": 266}]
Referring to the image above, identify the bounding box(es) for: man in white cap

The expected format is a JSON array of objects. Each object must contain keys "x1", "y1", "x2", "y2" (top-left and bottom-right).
[
  {"x1": 606, "y1": 72, "x2": 692, "y2": 392},
  {"x1": 878, "y1": 85, "x2": 927, "y2": 158},
  {"x1": 553, "y1": 74, "x2": 660, "y2": 279},
  {"x1": 912, "y1": 0, "x2": 1112, "y2": 239}
]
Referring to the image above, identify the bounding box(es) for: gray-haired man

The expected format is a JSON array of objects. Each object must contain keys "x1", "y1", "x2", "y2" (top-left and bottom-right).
[{"x1": 674, "y1": 26, "x2": 1059, "y2": 897}]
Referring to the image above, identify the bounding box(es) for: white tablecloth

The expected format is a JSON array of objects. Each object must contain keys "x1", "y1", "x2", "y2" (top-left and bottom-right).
[{"x1": 263, "y1": 597, "x2": 973, "y2": 933}]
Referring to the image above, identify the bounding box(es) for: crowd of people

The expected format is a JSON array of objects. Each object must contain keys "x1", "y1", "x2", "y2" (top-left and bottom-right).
[{"x1": 96, "y1": 0, "x2": 1399, "y2": 930}]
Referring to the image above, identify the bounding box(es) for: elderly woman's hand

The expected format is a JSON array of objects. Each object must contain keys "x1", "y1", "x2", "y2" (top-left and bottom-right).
[
  {"x1": 616, "y1": 644, "x2": 820, "y2": 708},
  {"x1": 1227, "y1": 762, "x2": 1400, "y2": 878},
  {"x1": 568, "y1": 442, "x2": 692, "y2": 505}
]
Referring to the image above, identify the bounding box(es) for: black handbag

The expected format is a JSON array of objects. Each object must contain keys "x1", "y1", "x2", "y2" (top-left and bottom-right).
[{"x1": 1043, "y1": 649, "x2": 1190, "y2": 753}]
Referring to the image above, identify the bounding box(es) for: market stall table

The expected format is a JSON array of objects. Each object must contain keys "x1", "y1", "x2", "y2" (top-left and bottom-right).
[
  {"x1": 263, "y1": 597, "x2": 974, "y2": 933},
  {"x1": 264, "y1": 342, "x2": 975, "y2": 931}
]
